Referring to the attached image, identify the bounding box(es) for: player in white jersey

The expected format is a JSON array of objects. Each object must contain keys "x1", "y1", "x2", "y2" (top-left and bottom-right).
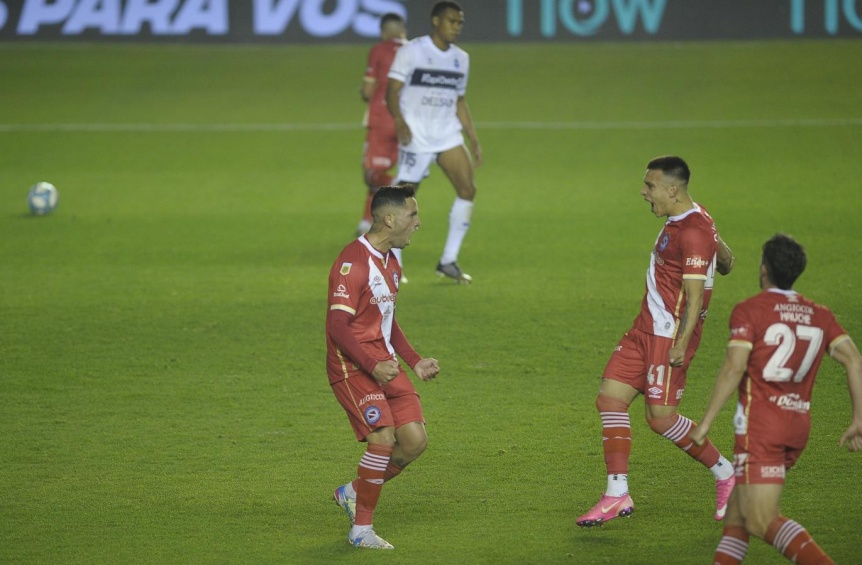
[{"x1": 386, "y1": 1, "x2": 482, "y2": 284}]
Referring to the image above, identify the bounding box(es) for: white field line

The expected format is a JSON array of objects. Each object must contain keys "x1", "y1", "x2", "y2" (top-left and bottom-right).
[{"x1": 0, "y1": 118, "x2": 860, "y2": 133}]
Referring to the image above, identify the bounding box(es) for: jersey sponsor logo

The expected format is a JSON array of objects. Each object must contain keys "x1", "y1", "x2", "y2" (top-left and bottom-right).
[
  {"x1": 359, "y1": 393, "x2": 385, "y2": 407},
  {"x1": 409, "y1": 68, "x2": 464, "y2": 89},
  {"x1": 364, "y1": 406, "x2": 382, "y2": 425},
  {"x1": 421, "y1": 95, "x2": 455, "y2": 107},
  {"x1": 760, "y1": 465, "x2": 786, "y2": 479},
  {"x1": 340, "y1": 262, "x2": 352, "y2": 275},
  {"x1": 370, "y1": 293, "x2": 397, "y2": 305},
  {"x1": 771, "y1": 393, "x2": 811, "y2": 413},
  {"x1": 333, "y1": 284, "x2": 350, "y2": 299},
  {"x1": 393, "y1": 272, "x2": 400, "y2": 288},
  {"x1": 685, "y1": 256, "x2": 710, "y2": 268}
]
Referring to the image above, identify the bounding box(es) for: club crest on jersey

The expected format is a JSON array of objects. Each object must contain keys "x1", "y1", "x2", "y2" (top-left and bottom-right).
[
  {"x1": 364, "y1": 406, "x2": 382, "y2": 425},
  {"x1": 454, "y1": 58, "x2": 460, "y2": 69},
  {"x1": 340, "y1": 262, "x2": 352, "y2": 275},
  {"x1": 658, "y1": 233, "x2": 670, "y2": 251}
]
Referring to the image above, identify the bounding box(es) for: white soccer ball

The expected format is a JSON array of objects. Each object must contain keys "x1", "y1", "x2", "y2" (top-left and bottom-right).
[{"x1": 27, "y1": 181, "x2": 59, "y2": 215}]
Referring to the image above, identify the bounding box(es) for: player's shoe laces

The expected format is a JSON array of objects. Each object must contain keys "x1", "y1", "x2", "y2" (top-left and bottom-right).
[
  {"x1": 714, "y1": 474, "x2": 736, "y2": 521},
  {"x1": 436, "y1": 262, "x2": 472, "y2": 284},
  {"x1": 348, "y1": 528, "x2": 394, "y2": 550},
  {"x1": 576, "y1": 493, "x2": 634, "y2": 527},
  {"x1": 333, "y1": 484, "x2": 356, "y2": 525}
]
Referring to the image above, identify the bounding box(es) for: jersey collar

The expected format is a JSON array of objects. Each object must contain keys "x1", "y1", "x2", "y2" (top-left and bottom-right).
[
  {"x1": 358, "y1": 235, "x2": 389, "y2": 263},
  {"x1": 668, "y1": 203, "x2": 701, "y2": 222}
]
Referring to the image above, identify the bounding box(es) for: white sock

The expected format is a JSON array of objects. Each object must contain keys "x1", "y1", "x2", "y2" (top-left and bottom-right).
[
  {"x1": 350, "y1": 524, "x2": 372, "y2": 538},
  {"x1": 606, "y1": 474, "x2": 629, "y2": 497},
  {"x1": 710, "y1": 456, "x2": 734, "y2": 480},
  {"x1": 440, "y1": 197, "x2": 473, "y2": 265}
]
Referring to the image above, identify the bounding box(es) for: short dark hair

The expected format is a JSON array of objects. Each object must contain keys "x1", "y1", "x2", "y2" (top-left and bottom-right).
[
  {"x1": 432, "y1": 1, "x2": 463, "y2": 19},
  {"x1": 371, "y1": 186, "x2": 416, "y2": 216},
  {"x1": 762, "y1": 233, "x2": 807, "y2": 290},
  {"x1": 647, "y1": 156, "x2": 691, "y2": 185},
  {"x1": 380, "y1": 12, "x2": 404, "y2": 30}
]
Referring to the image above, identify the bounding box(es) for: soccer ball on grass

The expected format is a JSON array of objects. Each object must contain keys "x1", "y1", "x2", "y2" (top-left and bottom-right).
[{"x1": 27, "y1": 182, "x2": 59, "y2": 215}]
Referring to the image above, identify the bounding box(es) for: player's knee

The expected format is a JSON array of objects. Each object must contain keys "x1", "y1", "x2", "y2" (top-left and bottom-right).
[
  {"x1": 455, "y1": 182, "x2": 476, "y2": 201},
  {"x1": 596, "y1": 395, "x2": 630, "y2": 413},
  {"x1": 401, "y1": 434, "x2": 427, "y2": 462},
  {"x1": 646, "y1": 414, "x2": 678, "y2": 435}
]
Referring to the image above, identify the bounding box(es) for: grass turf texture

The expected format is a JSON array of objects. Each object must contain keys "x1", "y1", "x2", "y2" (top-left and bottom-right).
[{"x1": 2, "y1": 40, "x2": 861, "y2": 564}]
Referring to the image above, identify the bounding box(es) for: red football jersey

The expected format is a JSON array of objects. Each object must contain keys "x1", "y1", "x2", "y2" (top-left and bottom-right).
[
  {"x1": 325, "y1": 236, "x2": 403, "y2": 385},
  {"x1": 728, "y1": 288, "x2": 849, "y2": 440},
  {"x1": 365, "y1": 39, "x2": 403, "y2": 128},
  {"x1": 633, "y1": 204, "x2": 718, "y2": 345}
]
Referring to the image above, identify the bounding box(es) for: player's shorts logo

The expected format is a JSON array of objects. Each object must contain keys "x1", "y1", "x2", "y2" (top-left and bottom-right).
[{"x1": 364, "y1": 406, "x2": 382, "y2": 425}]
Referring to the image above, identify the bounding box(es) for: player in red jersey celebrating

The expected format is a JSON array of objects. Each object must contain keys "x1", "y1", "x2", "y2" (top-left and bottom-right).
[
  {"x1": 355, "y1": 13, "x2": 407, "y2": 238},
  {"x1": 327, "y1": 186, "x2": 440, "y2": 549},
  {"x1": 577, "y1": 156, "x2": 737, "y2": 527},
  {"x1": 691, "y1": 234, "x2": 862, "y2": 565}
]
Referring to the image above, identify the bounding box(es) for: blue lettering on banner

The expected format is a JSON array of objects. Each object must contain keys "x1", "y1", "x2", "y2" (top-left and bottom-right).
[
  {"x1": 507, "y1": 0, "x2": 667, "y2": 37},
  {"x1": 252, "y1": 0, "x2": 406, "y2": 37},
  {"x1": 17, "y1": 0, "x2": 229, "y2": 35},
  {"x1": 790, "y1": 0, "x2": 862, "y2": 34}
]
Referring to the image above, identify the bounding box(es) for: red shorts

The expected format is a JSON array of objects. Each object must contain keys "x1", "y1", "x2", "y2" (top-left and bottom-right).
[
  {"x1": 362, "y1": 124, "x2": 398, "y2": 172},
  {"x1": 331, "y1": 369, "x2": 424, "y2": 441},
  {"x1": 733, "y1": 417, "x2": 810, "y2": 485},
  {"x1": 602, "y1": 328, "x2": 696, "y2": 406}
]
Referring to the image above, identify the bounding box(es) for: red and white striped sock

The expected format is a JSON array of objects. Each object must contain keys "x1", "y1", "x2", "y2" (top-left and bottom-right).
[
  {"x1": 713, "y1": 525, "x2": 749, "y2": 564},
  {"x1": 765, "y1": 516, "x2": 834, "y2": 565},
  {"x1": 597, "y1": 396, "x2": 631, "y2": 496},
  {"x1": 353, "y1": 443, "x2": 393, "y2": 527}
]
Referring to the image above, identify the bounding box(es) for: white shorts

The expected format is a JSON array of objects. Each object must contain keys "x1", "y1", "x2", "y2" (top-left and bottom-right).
[{"x1": 395, "y1": 134, "x2": 465, "y2": 184}]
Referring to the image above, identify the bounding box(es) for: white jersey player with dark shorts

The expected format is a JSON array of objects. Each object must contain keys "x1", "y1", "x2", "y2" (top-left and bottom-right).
[{"x1": 386, "y1": 1, "x2": 482, "y2": 284}]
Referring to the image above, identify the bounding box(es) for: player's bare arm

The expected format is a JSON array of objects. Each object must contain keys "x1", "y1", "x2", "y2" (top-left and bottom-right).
[
  {"x1": 361, "y1": 77, "x2": 376, "y2": 102},
  {"x1": 456, "y1": 96, "x2": 483, "y2": 167},
  {"x1": 831, "y1": 338, "x2": 862, "y2": 451},
  {"x1": 690, "y1": 345, "x2": 750, "y2": 446},
  {"x1": 716, "y1": 235, "x2": 734, "y2": 276},
  {"x1": 669, "y1": 278, "x2": 705, "y2": 366},
  {"x1": 386, "y1": 78, "x2": 412, "y2": 146}
]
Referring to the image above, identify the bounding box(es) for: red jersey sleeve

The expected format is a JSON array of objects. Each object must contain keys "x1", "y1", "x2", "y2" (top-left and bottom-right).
[
  {"x1": 328, "y1": 255, "x2": 365, "y2": 316},
  {"x1": 728, "y1": 301, "x2": 756, "y2": 350},
  {"x1": 679, "y1": 223, "x2": 715, "y2": 280},
  {"x1": 818, "y1": 304, "x2": 850, "y2": 354}
]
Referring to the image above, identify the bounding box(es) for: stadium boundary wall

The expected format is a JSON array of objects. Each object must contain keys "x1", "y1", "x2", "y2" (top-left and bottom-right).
[{"x1": 0, "y1": 0, "x2": 861, "y2": 43}]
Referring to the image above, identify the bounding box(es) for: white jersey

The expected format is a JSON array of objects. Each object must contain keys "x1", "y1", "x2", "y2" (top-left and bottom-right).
[{"x1": 388, "y1": 35, "x2": 469, "y2": 153}]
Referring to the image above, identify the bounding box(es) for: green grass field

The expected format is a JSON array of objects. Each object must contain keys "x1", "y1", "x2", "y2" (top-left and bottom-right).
[{"x1": 2, "y1": 40, "x2": 861, "y2": 564}]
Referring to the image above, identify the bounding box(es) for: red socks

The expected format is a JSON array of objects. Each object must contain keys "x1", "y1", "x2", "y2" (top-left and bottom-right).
[
  {"x1": 353, "y1": 443, "x2": 393, "y2": 526},
  {"x1": 765, "y1": 517, "x2": 834, "y2": 565},
  {"x1": 597, "y1": 395, "x2": 631, "y2": 474}
]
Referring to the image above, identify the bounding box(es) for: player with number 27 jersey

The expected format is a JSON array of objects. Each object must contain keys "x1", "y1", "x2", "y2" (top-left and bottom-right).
[{"x1": 728, "y1": 288, "x2": 849, "y2": 481}]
